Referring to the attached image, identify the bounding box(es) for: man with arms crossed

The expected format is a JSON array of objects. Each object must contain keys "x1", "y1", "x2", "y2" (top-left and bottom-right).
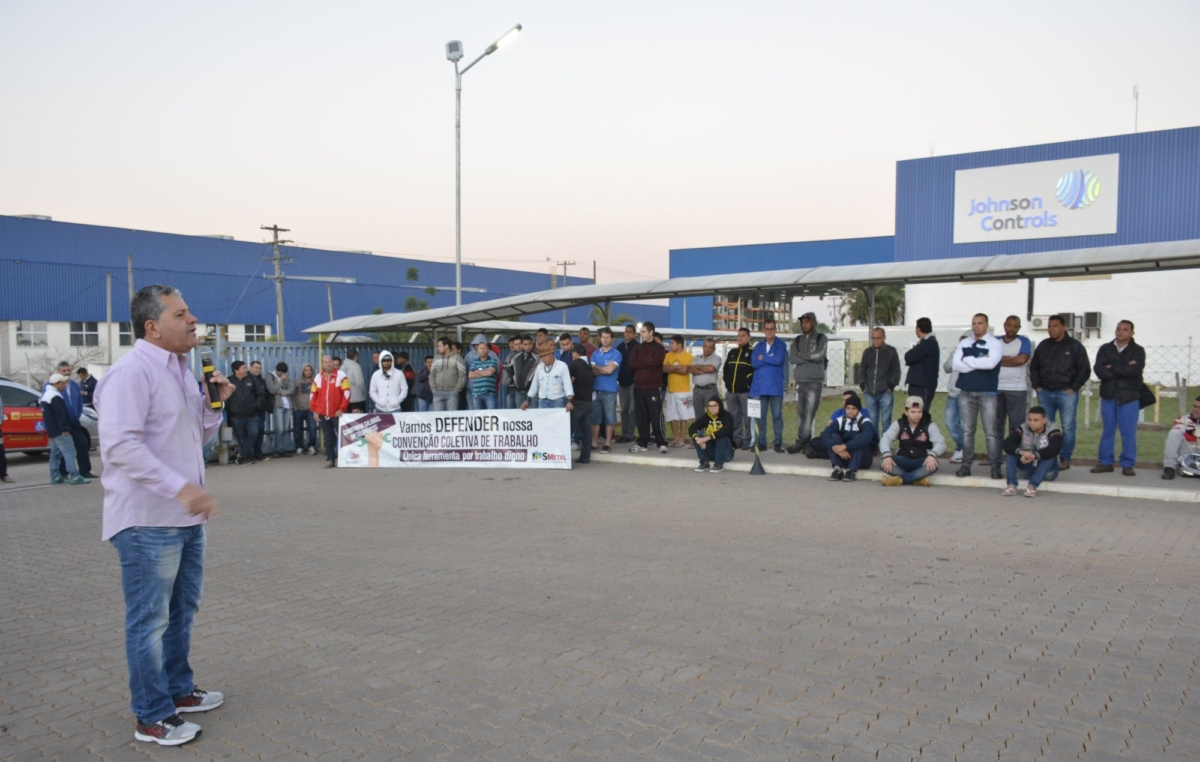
[{"x1": 95, "y1": 285, "x2": 234, "y2": 746}]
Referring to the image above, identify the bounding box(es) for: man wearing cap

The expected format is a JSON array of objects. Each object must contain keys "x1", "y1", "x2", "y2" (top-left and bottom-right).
[
  {"x1": 819, "y1": 393, "x2": 875, "y2": 482},
  {"x1": 95, "y1": 285, "x2": 234, "y2": 746},
  {"x1": 878, "y1": 396, "x2": 947, "y2": 487},
  {"x1": 40, "y1": 373, "x2": 91, "y2": 485},
  {"x1": 468, "y1": 335, "x2": 501, "y2": 410}
]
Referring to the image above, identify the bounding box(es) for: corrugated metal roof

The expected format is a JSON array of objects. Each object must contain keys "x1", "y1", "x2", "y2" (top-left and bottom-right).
[{"x1": 304, "y1": 239, "x2": 1200, "y2": 333}]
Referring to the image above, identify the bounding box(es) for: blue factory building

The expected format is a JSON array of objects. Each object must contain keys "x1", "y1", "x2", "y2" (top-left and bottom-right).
[{"x1": 668, "y1": 125, "x2": 1200, "y2": 332}]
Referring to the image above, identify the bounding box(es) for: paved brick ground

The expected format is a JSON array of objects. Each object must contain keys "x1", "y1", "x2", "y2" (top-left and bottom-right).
[{"x1": 2, "y1": 455, "x2": 1198, "y2": 761}]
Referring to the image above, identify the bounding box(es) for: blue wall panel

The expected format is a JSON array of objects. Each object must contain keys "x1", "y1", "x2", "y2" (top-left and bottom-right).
[
  {"x1": 895, "y1": 126, "x2": 1200, "y2": 261},
  {"x1": 0, "y1": 216, "x2": 605, "y2": 335}
]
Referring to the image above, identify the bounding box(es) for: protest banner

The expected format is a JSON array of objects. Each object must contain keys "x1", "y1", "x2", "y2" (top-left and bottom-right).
[{"x1": 336, "y1": 409, "x2": 572, "y2": 469}]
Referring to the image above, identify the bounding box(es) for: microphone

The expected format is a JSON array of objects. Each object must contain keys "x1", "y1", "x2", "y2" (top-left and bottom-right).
[{"x1": 199, "y1": 348, "x2": 224, "y2": 411}]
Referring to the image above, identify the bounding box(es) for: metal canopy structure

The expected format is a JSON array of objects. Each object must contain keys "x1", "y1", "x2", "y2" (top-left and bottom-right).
[{"x1": 303, "y1": 239, "x2": 1200, "y2": 334}]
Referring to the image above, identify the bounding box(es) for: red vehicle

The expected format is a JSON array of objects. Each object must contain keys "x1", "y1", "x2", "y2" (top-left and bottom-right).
[{"x1": 0, "y1": 378, "x2": 99, "y2": 454}]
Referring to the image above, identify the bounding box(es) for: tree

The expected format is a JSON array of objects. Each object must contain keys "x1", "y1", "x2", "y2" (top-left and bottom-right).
[
  {"x1": 404, "y1": 296, "x2": 429, "y2": 312},
  {"x1": 406, "y1": 267, "x2": 419, "y2": 283},
  {"x1": 589, "y1": 305, "x2": 637, "y2": 326},
  {"x1": 842, "y1": 286, "x2": 904, "y2": 327}
]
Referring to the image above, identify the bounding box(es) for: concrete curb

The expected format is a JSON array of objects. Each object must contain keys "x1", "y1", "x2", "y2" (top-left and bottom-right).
[{"x1": 592, "y1": 452, "x2": 1200, "y2": 504}]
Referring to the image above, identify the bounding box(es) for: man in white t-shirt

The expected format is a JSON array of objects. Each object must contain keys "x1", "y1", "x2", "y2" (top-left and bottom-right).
[{"x1": 996, "y1": 315, "x2": 1032, "y2": 440}]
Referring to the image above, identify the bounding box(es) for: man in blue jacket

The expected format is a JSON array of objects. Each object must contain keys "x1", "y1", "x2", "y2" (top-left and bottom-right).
[
  {"x1": 749, "y1": 319, "x2": 787, "y2": 453},
  {"x1": 820, "y1": 393, "x2": 874, "y2": 482},
  {"x1": 904, "y1": 317, "x2": 940, "y2": 410}
]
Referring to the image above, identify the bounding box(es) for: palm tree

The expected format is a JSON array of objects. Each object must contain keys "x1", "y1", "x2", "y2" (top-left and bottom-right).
[
  {"x1": 842, "y1": 286, "x2": 904, "y2": 326},
  {"x1": 589, "y1": 305, "x2": 637, "y2": 326}
]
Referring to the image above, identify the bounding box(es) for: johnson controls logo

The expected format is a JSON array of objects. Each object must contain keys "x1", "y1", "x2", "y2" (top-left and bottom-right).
[{"x1": 1055, "y1": 169, "x2": 1102, "y2": 209}]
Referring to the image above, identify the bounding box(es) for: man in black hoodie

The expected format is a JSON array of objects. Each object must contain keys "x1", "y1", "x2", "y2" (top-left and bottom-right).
[
  {"x1": 786, "y1": 312, "x2": 827, "y2": 454},
  {"x1": 722, "y1": 327, "x2": 754, "y2": 450},
  {"x1": 688, "y1": 395, "x2": 735, "y2": 473}
]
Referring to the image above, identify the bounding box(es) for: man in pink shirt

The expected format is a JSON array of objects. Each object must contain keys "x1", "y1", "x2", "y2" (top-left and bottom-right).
[{"x1": 95, "y1": 285, "x2": 234, "y2": 747}]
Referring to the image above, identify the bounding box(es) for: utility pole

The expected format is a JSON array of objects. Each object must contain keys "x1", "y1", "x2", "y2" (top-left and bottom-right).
[
  {"x1": 1133, "y1": 84, "x2": 1139, "y2": 133},
  {"x1": 555, "y1": 260, "x2": 575, "y2": 323},
  {"x1": 261, "y1": 224, "x2": 292, "y2": 341}
]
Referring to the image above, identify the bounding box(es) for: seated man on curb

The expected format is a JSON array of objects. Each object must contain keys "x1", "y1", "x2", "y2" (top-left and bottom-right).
[
  {"x1": 805, "y1": 389, "x2": 855, "y2": 460},
  {"x1": 1162, "y1": 396, "x2": 1200, "y2": 480},
  {"x1": 1000, "y1": 406, "x2": 1062, "y2": 498},
  {"x1": 688, "y1": 396, "x2": 735, "y2": 473},
  {"x1": 878, "y1": 396, "x2": 946, "y2": 487},
  {"x1": 820, "y1": 393, "x2": 874, "y2": 482}
]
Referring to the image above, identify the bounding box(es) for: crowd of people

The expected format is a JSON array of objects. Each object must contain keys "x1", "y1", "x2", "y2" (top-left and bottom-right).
[
  {"x1": 20, "y1": 311, "x2": 1196, "y2": 491},
  {"x1": 191, "y1": 312, "x2": 1199, "y2": 491}
]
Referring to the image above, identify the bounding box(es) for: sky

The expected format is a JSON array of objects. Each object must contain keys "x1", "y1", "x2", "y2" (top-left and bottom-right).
[{"x1": 2, "y1": 0, "x2": 1199, "y2": 285}]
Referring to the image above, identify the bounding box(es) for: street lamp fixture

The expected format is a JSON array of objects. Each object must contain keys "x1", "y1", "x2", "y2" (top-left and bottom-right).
[{"x1": 447, "y1": 23, "x2": 523, "y2": 339}]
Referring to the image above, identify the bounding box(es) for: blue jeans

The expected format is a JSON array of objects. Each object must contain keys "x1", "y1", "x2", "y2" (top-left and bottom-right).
[
  {"x1": 416, "y1": 398, "x2": 431, "y2": 412},
  {"x1": 693, "y1": 437, "x2": 733, "y2": 467},
  {"x1": 292, "y1": 410, "x2": 317, "y2": 450},
  {"x1": 1099, "y1": 398, "x2": 1139, "y2": 468},
  {"x1": 270, "y1": 407, "x2": 293, "y2": 453},
  {"x1": 254, "y1": 411, "x2": 267, "y2": 459},
  {"x1": 230, "y1": 416, "x2": 260, "y2": 461},
  {"x1": 319, "y1": 416, "x2": 338, "y2": 462},
  {"x1": 944, "y1": 395, "x2": 964, "y2": 451},
  {"x1": 755, "y1": 395, "x2": 784, "y2": 448},
  {"x1": 49, "y1": 433, "x2": 79, "y2": 479},
  {"x1": 537, "y1": 397, "x2": 567, "y2": 409},
  {"x1": 1005, "y1": 454, "x2": 1060, "y2": 487},
  {"x1": 862, "y1": 391, "x2": 894, "y2": 436},
  {"x1": 473, "y1": 392, "x2": 498, "y2": 410},
  {"x1": 1037, "y1": 390, "x2": 1079, "y2": 462},
  {"x1": 505, "y1": 389, "x2": 528, "y2": 410},
  {"x1": 886, "y1": 454, "x2": 937, "y2": 484},
  {"x1": 592, "y1": 391, "x2": 618, "y2": 426},
  {"x1": 794, "y1": 383, "x2": 822, "y2": 446},
  {"x1": 959, "y1": 391, "x2": 1000, "y2": 465},
  {"x1": 110, "y1": 525, "x2": 206, "y2": 725}
]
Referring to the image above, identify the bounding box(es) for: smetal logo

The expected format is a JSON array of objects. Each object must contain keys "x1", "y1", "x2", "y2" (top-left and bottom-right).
[{"x1": 1055, "y1": 169, "x2": 1102, "y2": 210}]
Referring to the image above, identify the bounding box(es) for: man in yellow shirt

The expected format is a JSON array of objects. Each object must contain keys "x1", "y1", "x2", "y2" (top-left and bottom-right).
[{"x1": 663, "y1": 335, "x2": 694, "y2": 447}]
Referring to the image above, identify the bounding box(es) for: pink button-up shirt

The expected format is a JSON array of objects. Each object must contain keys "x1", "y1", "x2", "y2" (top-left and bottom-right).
[{"x1": 95, "y1": 339, "x2": 223, "y2": 541}]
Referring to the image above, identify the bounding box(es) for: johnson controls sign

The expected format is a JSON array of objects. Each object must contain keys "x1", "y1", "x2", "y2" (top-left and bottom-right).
[{"x1": 953, "y1": 154, "x2": 1119, "y2": 244}]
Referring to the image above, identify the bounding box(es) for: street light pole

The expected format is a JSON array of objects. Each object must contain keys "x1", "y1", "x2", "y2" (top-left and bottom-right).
[{"x1": 448, "y1": 23, "x2": 522, "y2": 342}]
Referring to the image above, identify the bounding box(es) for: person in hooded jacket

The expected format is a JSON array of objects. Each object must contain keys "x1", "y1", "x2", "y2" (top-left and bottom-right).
[
  {"x1": 688, "y1": 395, "x2": 735, "y2": 473},
  {"x1": 370, "y1": 350, "x2": 409, "y2": 413},
  {"x1": 786, "y1": 312, "x2": 827, "y2": 454},
  {"x1": 41, "y1": 373, "x2": 90, "y2": 484},
  {"x1": 820, "y1": 393, "x2": 874, "y2": 482},
  {"x1": 878, "y1": 396, "x2": 946, "y2": 486}
]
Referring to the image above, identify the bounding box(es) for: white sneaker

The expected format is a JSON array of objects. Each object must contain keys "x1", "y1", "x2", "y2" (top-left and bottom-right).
[
  {"x1": 659, "y1": 445, "x2": 669, "y2": 454},
  {"x1": 295, "y1": 448, "x2": 303, "y2": 455},
  {"x1": 307, "y1": 447, "x2": 317, "y2": 456},
  {"x1": 629, "y1": 444, "x2": 648, "y2": 453},
  {"x1": 571, "y1": 442, "x2": 581, "y2": 451},
  {"x1": 135, "y1": 714, "x2": 201, "y2": 746},
  {"x1": 950, "y1": 450, "x2": 963, "y2": 463}
]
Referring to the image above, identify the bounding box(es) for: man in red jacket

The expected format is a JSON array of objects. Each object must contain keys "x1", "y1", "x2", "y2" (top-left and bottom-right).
[
  {"x1": 311, "y1": 354, "x2": 350, "y2": 468},
  {"x1": 628, "y1": 322, "x2": 668, "y2": 454}
]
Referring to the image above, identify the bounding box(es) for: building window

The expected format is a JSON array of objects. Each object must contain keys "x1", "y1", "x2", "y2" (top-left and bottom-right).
[
  {"x1": 244, "y1": 324, "x2": 269, "y2": 342},
  {"x1": 16, "y1": 320, "x2": 48, "y2": 346},
  {"x1": 119, "y1": 322, "x2": 134, "y2": 346},
  {"x1": 70, "y1": 321, "x2": 100, "y2": 347}
]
